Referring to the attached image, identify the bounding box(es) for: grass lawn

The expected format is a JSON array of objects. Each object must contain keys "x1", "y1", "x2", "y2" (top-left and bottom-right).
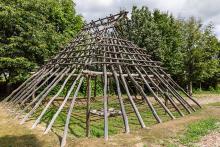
[
  {"x1": 179, "y1": 118, "x2": 219, "y2": 146},
  {"x1": 29, "y1": 95, "x2": 187, "y2": 138},
  {"x1": 0, "y1": 93, "x2": 220, "y2": 147}
]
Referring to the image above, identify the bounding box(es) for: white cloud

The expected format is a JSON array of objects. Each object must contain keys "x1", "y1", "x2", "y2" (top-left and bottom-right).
[{"x1": 74, "y1": 0, "x2": 220, "y2": 39}]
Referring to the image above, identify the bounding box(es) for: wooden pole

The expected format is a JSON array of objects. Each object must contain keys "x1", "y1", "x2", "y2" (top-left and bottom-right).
[
  {"x1": 86, "y1": 75, "x2": 91, "y2": 137},
  {"x1": 103, "y1": 54, "x2": 108, "y2": 140},
  {"x1": 107, "y1": 36, "x2": 130, "y2": 133},
  {"x1": 13, "y1": 68, "x2": 59, "y2": 106},
  {"x1": 31, "y1": 68, "x2": 77, "y2": 129},
  {"x1": 110, "y1": 37, "x2": 146, "y2": 127},
  {"x1": 20, "y1": 68, "x2": 70, "y2": 124},
  {"x1": 126, "y1": 41, "x2": 194, "y2": 114},
  {"x1": 61, "y1": 77, "x2": 84, "y2": 147},
  {"x1": 44, "y1": 73, "x2": 83, "y2": 134},
  {"x1": 2, "y1": 68, "x2": 44, "y2": 103},
  {"x1": 134, "y1": 66, "x2": 175, "y2": 120},
  {"x1": 94, "y1": 76, "x2": 97, "y2": 98},
  {"x1": 8, "y1": 68, "x2": 52, "y2": 105},
  {"x1": 125, "y1": 67, "x2": 162, "y2": 123}
]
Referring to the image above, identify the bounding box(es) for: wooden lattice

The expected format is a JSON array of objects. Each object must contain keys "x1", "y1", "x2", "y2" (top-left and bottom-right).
[{"x1": 2, "y1": 11, "x2": 201, "y2": 147}]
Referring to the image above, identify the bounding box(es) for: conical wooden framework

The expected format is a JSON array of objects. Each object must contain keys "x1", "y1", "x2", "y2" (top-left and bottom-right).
[{"x1": 2, "y1": 11, "x2": 201, "y2": 147}]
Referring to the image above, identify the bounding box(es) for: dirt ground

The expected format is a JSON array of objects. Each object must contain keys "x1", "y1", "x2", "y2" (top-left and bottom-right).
[
  {"x1": 191, "y1": 93, "x2": 220, "y2": 105},
  {"x1": 0, "y1": 93, "x2": 220, "y2": 147},
  {"x1": 196, "y1": 130, "x2": 220, "y2": 147},
  {"x1": 0, "y1": 104, "x2": 60, "y2": 147}
]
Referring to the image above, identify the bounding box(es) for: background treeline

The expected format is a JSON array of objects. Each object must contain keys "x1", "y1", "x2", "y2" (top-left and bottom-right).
[
  {"x1": 119, "y1": 6, "x2": 220, "y2": 95},
  {"x1": 0, "y1": 1, "x2": 219, "y2": 96},
  {"x1": 0, "y1": 0, "x2": 83, "y2": 95}
]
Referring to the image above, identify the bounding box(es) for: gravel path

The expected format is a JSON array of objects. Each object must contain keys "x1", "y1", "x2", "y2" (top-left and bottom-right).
[
  {"x1": 196, "y1": 131, "x2": 220, "y2": 147},
  {"x1": 195, "y1": 96, "x2": 220, "y2": 105},
  {"x1": 190, "y1": 95, "x2": 220, "y2": 147}
]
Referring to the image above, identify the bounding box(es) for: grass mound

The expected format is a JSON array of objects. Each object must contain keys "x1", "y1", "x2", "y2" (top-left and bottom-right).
[{"x1": 180, "y1": 118, "x2": 219, "y2": 145}]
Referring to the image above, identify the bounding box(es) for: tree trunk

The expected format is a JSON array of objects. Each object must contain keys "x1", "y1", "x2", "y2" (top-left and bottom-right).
[
  {"x1": 186, "y1": 84, "x2": 188, "y2": 93},
  {"x1": 188, "y1": 81, "x2": 193, "y2": 96},
  {"x1": 199, "y1": 82, "x2": 202, "y2": 91},
  {"x1": 6, "y1": 83, "x2": 12, "y2": 96}
]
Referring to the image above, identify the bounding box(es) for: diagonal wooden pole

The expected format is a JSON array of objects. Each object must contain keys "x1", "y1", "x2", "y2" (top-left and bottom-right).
[
  {"x1": 2, "y1": 68, "x2": 44, "y2": 103},
  {"x1": 19, "y1": 68, "x2": 71, "y2": 124},
  {"x1": 31, "y1": 68, "x2": 77, "y2": 129},
  {"x1": 110, "y1": 34, "x2": 145, "y2": 128},
  {"x1": 60, "y1": 77, "x2": 84, "y2": 147},
  {"x1": 118, "y1": 39, "x2": 175, "y2": 120},
  {"x1": 44, "y1": 72, "x2": 83, "y2": 134}
]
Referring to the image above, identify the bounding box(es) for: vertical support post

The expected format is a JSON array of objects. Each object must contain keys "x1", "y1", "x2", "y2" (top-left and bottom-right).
[
  {"x1": 94, "y1": 76, "x2": 97, "y2": 98},
  {"x1": 103, "y1": 63, "x2": 108, "y2": 140},
  {"x1": 86, "y1": 75, "x2": 91, "y2": 137}
]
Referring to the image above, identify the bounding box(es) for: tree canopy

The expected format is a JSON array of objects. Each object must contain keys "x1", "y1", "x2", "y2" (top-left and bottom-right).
[
  {"x1": 0, "y1": 0, "x2": 83, "y2": 84},
  {"x1": 0, "y1": 3, "x2": 219, "y2": 95},
  {"x1": 119, "y1": 6, "x2": 220, "y2": 93}
]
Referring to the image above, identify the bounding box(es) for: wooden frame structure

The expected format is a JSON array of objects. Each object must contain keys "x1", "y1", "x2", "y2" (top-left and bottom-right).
[{"x1": 2, "y1": 11, "x2": 201, "y2": 147}]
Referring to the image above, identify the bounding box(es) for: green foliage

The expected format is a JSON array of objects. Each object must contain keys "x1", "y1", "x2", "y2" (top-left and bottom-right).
[
  {"x1": 180, "y1": 19, "x2": 219, "y2": 83},
  {"x1": 120, "y1": 6, "x2": 161, "y2": 60},
  {"x1": 79, "y1": 77, "x2": 104, "y2": 96},
  {"x1": 193, "y1": 87, "x2": 220, "y2": 94},
  {"x1": 119, "y1": 6, "x2": 220, "y2": 89},
  {"x1": 0, "y1": 0, "x2": 83, "y2": 84},
  {"x1": 153, "y1": 10, "x2": 186, "y2": 77},
  {"x1": 0, "y1": 57, "x2": 35, "y2": 83},
  {"x1": 180, "y1": 118, "x2": 219, "y2": 145}
]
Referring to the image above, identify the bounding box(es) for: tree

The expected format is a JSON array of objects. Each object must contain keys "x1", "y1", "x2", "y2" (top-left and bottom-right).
[
  {"x1": 119, "y1": 7, "x2": 186, "y2": 81},
  {"x1": 119, "y1": 6, "x2": 220, "y2": 94},
  {"x1": 119, "y1": 6, "x2": 162, "y2": 60},
  {"x1": 0, "y1": 0, "x2": 83, "y2": 87},
  {"x1": 153, "y1": 10, "x2": 185, "y2": 81},
  {"x1": 181, "y1": 18, "x2": 219, "y2": 94}
]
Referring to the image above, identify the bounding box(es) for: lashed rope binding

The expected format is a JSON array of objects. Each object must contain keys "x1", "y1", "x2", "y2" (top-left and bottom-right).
[{"x1": 2, "y1": 11, "x2": 201, "y2": 147}]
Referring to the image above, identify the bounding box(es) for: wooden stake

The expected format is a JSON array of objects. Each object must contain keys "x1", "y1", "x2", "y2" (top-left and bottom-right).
[{"x1": 86, "y1": 76, "x2": 91, "y2": 137}]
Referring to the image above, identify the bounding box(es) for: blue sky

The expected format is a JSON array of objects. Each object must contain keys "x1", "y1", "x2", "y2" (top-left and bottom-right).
[{"x1": 75, "y1": 0, "x2": 220, "y2": 39}]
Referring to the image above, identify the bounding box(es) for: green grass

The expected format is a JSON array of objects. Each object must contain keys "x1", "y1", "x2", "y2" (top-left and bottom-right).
[
  {"x1": 179, "y1": 118, "x2": 219, "y2": 145},
  {"x1": 31, "y1": 96, "x2": 184, "y2": 138},
  {"x1": 27, "y1": 91, "x2": 219, "y2": 140},
  {"x1": 193, "y1": 87, "x2": 220, "y2": 94},
  {"x1": 208, "y1": 102, "x2": 220, "y2": 106}
]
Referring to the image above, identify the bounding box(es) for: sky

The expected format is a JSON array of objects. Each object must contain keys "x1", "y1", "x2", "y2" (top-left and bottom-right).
[{"x1": 74, "y1": 0, "x2": 220, "y2": 39}]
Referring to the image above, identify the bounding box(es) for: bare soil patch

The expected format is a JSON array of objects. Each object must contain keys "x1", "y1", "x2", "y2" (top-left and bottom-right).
[
  {"x1": 196, "y1": 131, "x2": 220, "y2": 147},
  {"x1": 192, "y1": 93, "x2": 220, "y2": 105},
  {"x1": 0, "y1": 104, "x2": 59, "y2": 147}
]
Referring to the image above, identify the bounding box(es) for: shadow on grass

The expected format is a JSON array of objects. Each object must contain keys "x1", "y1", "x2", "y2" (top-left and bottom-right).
[{"x1": 0, "y1": 134, "x2": 44, "y2": 147}]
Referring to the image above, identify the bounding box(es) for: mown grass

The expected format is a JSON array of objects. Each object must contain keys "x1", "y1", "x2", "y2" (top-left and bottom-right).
[
  {"x1": 208, "y1": 102, "x2": 220, "y2": 106},
  {"x1": 179, "y1": 118, "x2": 220, "y2": 145},
  {"x1": 193, "y1": 87, "x2": 220, "y2": 95},
  {"x1": 21, "y1": 92, "x2": 218, "y2": 145},
  {"x1": 30, "y1": 96, "x2": 184, "y2": 138}
]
